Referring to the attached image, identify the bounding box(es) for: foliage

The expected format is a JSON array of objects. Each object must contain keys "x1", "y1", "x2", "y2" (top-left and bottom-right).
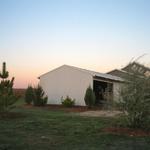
[
  {"x1": 25, "y1": 85, "x2": 34, "y2": 104},
  {"x1": 33, "y1": 85, "x2": 48, "y2": 106},
  {"x1": 84, "y1": 85, "x2": 95, "y2": 108},
  {"x1": 119, "y1": 71, "x2": 150, "y2": 128},
  {"x1": 0, "y1": 62, "x2": 18, "y2": 112},
  {"x1": 0, "y1": 62, "x2": 9, "y2": 79},
  {"x1": 61, "y1": 96, "x2": 75, "y2": 107}
]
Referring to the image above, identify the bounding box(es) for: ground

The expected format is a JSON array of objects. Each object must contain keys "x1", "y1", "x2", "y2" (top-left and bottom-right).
[
  {"x1": 79, "y1": 110, "x2": 122, "y2": 117},
  {"x1": 0, "y1": 99, "x2": 150, "y2": 150}
]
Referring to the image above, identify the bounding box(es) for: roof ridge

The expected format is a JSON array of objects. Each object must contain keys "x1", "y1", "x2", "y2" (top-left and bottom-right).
[{"x1": 39, "y1": 64, "x2": 124, "y2": 82}]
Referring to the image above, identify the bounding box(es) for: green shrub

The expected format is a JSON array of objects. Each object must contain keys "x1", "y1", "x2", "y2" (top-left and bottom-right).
[
  {"x1": 33, "y1": 85, "x2": 48, "y2": 106},
  {"x1": 61, "y1": 96, "x2": 75, "y2": 107},
  {"x1": 25, "y1": 85, "x2": 34, "y2": 104},
  {"x1": 0, "y1": 62, "x2": 18, "y2": 112},
  {"x1": 84, "y1": 85, "x2": 95, "y2": 108},
  {"x1": 119, "y1": 71, "x2": 150, "y2": 128}
]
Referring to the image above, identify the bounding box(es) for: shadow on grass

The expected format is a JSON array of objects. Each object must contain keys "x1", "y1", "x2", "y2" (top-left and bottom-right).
[{"x1": 0, "y1": 112, "x2": 26, "y2": 120}]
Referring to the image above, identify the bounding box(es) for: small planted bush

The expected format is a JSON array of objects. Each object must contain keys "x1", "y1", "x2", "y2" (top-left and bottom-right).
[
  {"x1": 61, "y1": 96, "x2": 75, "y2": 107},
  {"x1": 25, "y1": 85, "x2": 34, "y2": 104},
  {"x1": 84, "y1": 85, "x2": 95, "y2": 108}
]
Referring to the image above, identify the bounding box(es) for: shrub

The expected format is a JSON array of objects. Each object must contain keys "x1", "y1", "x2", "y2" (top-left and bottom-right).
[
  {"x1": 0, "y1": 62, "x2": 18, "y2": 112},
  {"x1": 61, "y1": 96, "x2": 75, "y2": 107},
  {"x1": 33, "y1": 85, "x2": 48, "y2": 106},
  {"x1": 119, "y1": 71, "x2": 150, "y2": 128},
  {"x1": 84, "y1": 85, "x2": 95, "y2": 108},
  {"x1": 25, "y1": 86, "x2": 34, "y2": 104}
]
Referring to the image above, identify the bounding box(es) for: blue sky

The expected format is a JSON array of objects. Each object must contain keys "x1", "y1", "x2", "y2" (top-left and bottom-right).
[{"x1": 0, "y1": 0, "x2": 150, "y2": 88}]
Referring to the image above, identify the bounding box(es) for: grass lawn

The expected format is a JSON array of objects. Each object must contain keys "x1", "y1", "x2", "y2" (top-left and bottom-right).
[{"x1": 0, "y1": 102, "x2": 150, "y2": 150}]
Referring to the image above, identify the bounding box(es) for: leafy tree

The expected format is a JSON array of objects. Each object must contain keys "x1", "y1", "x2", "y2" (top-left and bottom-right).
[
  {"x1": 84, "y1": 85, "x2": 95, "y2": 108},
  {"x1": 120, "y1": 71, "x2": 150, "y2": 128},
  {"x1": 0, "y1": 62, "x2": 18, "y2": 112},
  {"x1": 33, "y1": 85, "x2": 47, "y2": 106},
  {"x1": 25, "y1": 85, "x2": 34, "y2": 104}
]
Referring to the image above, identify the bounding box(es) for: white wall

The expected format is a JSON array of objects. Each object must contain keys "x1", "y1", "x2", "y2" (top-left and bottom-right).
[{"x1": 39, "y1": 65, "x2": 93, "y2": 106}]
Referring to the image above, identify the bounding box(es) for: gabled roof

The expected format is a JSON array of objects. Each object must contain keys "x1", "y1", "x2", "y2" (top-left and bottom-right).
[
  {"x1": 122, "y1": 62, "x2": 150, "y2": 77},
  {"x1": 108, "y1": 69, "x2": 128, "y2": 74},
  {"x1": 39, "y1": 65, "x2": 124, "y2": 82},
  {"x1": 122, "y1": 62, "x2": 150, "y2": 72},
  {"x1": 107, "y1": 62, "x2": 150, "y2": 78},
  {"x1": 107, "y1": 69, "x2": 130, "y2": 79}
]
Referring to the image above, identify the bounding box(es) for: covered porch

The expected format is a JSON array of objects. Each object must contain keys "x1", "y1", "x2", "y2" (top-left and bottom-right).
[{"x1": 93, "y1": 77, "x2": 114, "y2": 105}]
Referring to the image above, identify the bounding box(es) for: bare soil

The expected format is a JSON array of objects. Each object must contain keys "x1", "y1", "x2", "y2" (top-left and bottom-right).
[
  {"x1": 102, "y1": 127, "x2": 150, "y2": 137},
  {"x1": 79, "y1": 110, "x2": 122, "y2": 117},
  {"x1": 23, "y1": 104, "x2": 89, "y2": 112},
  {"x1": 23, "y1": 105, "x2": 122, "y2": 116}
]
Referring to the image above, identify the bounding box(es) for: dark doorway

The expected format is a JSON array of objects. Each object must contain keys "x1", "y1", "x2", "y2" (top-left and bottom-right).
[{"x1": 93, "y1": 80, "x2": 113, "y2": 105}]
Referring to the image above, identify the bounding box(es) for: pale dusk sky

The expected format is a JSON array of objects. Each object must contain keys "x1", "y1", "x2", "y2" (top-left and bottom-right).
[{"x1": 0, "y1": 0, "x2": 150, "y2": 88}]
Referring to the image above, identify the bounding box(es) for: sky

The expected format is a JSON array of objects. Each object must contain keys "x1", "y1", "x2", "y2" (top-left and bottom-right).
[{"x1": 0, "y1": 0, "x2": 150, "y2": 88}]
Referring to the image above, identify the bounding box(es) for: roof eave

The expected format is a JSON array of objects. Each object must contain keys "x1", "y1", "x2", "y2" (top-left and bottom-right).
[{"x1": 94, "y1": 75, "x2": 124, "y2": 83}]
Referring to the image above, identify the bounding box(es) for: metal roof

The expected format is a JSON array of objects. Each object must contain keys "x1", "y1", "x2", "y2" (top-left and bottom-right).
[
  {"x1": 39, "y1": 65, "x2": 124, "y2": 82},
  {"x1": 38, "y1": 65, "x2": 124, "y2": 82},
  {"x1": 64, "y1": 65, "x2": 124, "y2": 82}
]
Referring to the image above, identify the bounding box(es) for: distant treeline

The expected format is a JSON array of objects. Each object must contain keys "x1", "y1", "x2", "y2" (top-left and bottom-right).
[{"x1": 13, "y1": 89, "x2": 26, "y2": 98}]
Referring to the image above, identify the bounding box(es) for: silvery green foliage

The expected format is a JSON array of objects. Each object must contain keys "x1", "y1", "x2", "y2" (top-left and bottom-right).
[{"x1": 120, "y1": 71, "x2": 150, "y2": 128}]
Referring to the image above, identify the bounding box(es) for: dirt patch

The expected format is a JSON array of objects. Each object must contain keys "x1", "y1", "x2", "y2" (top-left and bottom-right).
[
  {"x1": 0, "y1": 112, "x2": 25, "y2": 119},
  {"x1": 79, "y1": 110, "x2": 122, "y2": 117},
  {"x1": 23, "y1": 104, "x2": 89, "y2": 112},
  {"x1": 102, "y1": 127, "x2": 150, "y2": 137},
  {"x1": 46, "y1": 105, "x2": 89, "y2": 112},
  {"x1": 23, "y1": 105, "x2": 122, "y2": 114}
]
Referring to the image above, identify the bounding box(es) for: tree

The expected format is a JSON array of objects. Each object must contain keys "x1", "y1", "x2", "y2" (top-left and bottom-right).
[
  {"x1": 25, "y1": 85, "x2": 34, "y2": 104},
  {"x1": 120, "y1": 71, "x2": 150, "y2": 128},
  {"x1": 0, "y1": 62, "x2": 18, "y2": 112},
  {"x1": 33, "y1": 85, "x2": 47, "y2": 106},
  {"x1": 84, "y1": 85, "x2": 95, "y2": 108}
]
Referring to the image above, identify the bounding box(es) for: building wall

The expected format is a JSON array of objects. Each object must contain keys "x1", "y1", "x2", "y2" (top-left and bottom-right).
[
  {"x1": 39, "y1": 65, "x2": 93, "y2": 106},
  {"x1": 113, "y1": 82, "x2": 123, "y2": 102}
]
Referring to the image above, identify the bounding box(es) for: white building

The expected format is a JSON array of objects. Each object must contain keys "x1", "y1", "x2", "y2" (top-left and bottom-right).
[{"x1": 39, "y1": 65, "x2": 124, "y2": 106}]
